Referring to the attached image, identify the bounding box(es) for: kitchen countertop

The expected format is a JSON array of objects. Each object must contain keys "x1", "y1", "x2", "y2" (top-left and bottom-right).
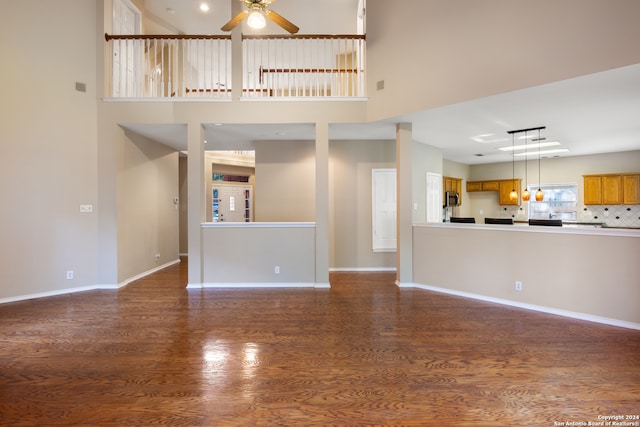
[
  {"x1": 424, "y1": 221, "x2": 640, "y2": 237},
  {"x1": 514, "y1": 220, "x2": 639, "y2": 229}
]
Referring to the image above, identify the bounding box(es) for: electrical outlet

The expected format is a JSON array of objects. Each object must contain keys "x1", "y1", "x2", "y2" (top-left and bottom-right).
[
  {"x1": 155, "y1": 253, "x2": 161, "y2": 260},
  {"x1": 515, "y1": 280, "x2": 522, "y2": 291},
  {"x1": 66, "y1": 271, "x2": 74, "y2": 280},
  {"x1": 274, "y1": 266, "x2": 280, "y2": 274}
]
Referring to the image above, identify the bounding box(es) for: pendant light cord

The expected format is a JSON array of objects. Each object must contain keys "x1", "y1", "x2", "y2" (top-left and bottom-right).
[
  {"x1": 535, "y1": 128, "x2": 544, "y2": 201},
  {"x1": 524, "y1": 130, "x2": 528, "y2": 189}
]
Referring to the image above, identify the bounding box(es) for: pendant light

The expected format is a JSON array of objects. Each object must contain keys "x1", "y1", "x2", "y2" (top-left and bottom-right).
[
  {"x1": 509, "y1": 132, "x2": 518, "y2": 202},
  {"x1": 522, "y1": 130, "x2": 531, "y2": 201},
  {"x1": 535, "y1": 128, "x2": 544, "y2": 201}
]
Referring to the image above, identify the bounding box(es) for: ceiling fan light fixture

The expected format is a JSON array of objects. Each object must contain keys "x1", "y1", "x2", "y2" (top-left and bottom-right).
[{"x1": 247, "y1": 10, "x2": 266, "y2": 29}]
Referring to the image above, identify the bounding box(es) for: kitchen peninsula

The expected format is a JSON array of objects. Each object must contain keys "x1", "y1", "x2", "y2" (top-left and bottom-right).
[{"x1": 410, "y1": 222, "x2": 640, "y2": 329}]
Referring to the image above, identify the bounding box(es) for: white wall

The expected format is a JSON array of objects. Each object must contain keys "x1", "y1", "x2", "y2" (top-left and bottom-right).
[
  {"x1": 413, "y1": 224, "x2": 640, "y2": 328},
  {"x1": 329, "y1": 139, "x2": 396, "y2": 270},
  {"x1": 254, "y1": 140, "x2": 316, "y2": 222},
  {"x1": 117, "y1": 131, "x2": 180, "y2": 283},
  {"x1": 414, "y1": 143, "x2": 446, "y2": 222},
  {"x1": 366, "y1": 0, "x2": 640, "y2": 121},
  {"x1": 201, "y1": 223, "x2": 316, "y2": 284},
  {"x1": 0, "y1": 0, "x2": 99, "y2": 300}
]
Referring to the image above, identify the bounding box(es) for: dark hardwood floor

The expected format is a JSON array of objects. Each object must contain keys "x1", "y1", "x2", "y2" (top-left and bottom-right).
[{"x1": 1, "y1": 259, "x2": 638, "y2": 426}]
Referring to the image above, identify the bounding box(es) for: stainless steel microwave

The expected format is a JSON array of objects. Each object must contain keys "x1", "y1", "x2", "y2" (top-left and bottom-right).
[{"x1": 445, "y1": 191, "x2": 460, "y2": 207}]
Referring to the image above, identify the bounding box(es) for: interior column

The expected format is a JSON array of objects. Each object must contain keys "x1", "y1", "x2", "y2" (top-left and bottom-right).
[
  {"x1": 187, "y1": 123, "x2": 205, "y2": 287},
  {"x1": 315, "y1": 122, "x2": 330, "y2": 288},
  {"x1": 396, "y1": 122, "x2": 413, "y2": 285}
]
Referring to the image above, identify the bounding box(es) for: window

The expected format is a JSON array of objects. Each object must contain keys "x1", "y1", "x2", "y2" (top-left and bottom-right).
[{"x1": 528, "y1": 183, "x2": 578, "y2": 221}]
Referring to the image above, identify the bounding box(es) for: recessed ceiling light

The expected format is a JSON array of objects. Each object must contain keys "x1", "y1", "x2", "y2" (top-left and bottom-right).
[
  {"x1": 499, "y1": 141, "x2": 561, "y2": 151},
  {"x1": 200, "y1": 3, "x2": 210, "y2": 12},
  {"x1": 471, "y1": 134, "x2": 508, "y2": 144},
  {"x1": 166, "y1": 8, "x2": 176, "y2": 15},
  {"x1": 514, "y1": 148, "x2": 569, "y2": 157}
]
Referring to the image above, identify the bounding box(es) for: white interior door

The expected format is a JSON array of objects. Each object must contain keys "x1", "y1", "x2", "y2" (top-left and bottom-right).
[
  {"x1": 112, "y1": 0, "x2": 141, "y2": 97},
  {"x1": 426, "y1": 172, "x2": 442, "y2": 223},
  {"x1": 372, "y1": 168, "x2": 397, "y2": 252}
]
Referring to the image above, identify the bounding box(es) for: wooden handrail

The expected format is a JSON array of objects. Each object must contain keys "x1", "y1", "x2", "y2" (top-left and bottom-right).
[
  {"x1": 242, "y1": 34, "x2": 366, "y2": 40},
  {"x1": 259, "y1": 66, "x2": 359, "y2": 84},
  {"x1": 105, "y1": 33, "x2": 231, "y2": 41},
  {"x1": 105, "y1": 33, "x2": 364, "y2": 41}
]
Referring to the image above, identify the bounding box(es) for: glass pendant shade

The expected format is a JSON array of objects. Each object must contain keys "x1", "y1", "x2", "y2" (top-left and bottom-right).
[
  {"x1": 535, "y1": 188, "x2": 544, "y2": 201},
  {"x1": 247, "y1": 11, "x2": 266, "y2": 29},
  {"x1": 509, "y1": 189, "x2": 518, "y2": 202},
  {"x1": 522, "y1": 189, "x2": 530, "y2": 201}
]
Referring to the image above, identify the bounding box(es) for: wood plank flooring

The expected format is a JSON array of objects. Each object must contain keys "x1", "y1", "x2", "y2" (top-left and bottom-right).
[{"x1": 0, "y1": 259, "x2": 638, "y2": 426}]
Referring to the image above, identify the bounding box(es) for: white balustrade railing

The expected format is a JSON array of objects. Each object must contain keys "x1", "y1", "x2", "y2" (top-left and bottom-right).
[
  {"x1": 105, "y1": 33, "x2": 366, "y2": 99},
  {"x1": 106, "y1": 34, "x2": 232, "y2": 98},
  {"x1": 242, "y1": 34, "x2": 366, "y2": 98}
]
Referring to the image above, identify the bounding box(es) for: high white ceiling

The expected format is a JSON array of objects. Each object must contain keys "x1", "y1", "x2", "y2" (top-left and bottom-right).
[
  {"x1": 125, "y1": 1, "x2": 640, "y2": 165},
  {"x1": 142, "y1": 0, "x2": 361, "y2": 35}
]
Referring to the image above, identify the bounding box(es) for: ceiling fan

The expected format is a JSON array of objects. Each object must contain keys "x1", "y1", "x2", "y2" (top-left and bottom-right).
[{"x1": 221, "y1": 0, "x2": 300, "y2": 34}]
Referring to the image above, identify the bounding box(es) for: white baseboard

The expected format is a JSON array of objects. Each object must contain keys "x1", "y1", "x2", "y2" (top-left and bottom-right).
[
  {"x1": 117, "y1": 259, "x2": 181, "y2": 288},
  {"x1": 0, "y1": 285, "x2": 103, "y2": 304},
  {"x1": 192, "y1": 282, "x2": 319, "y2": 289},
  {"x1": 398, "y1": 282, "x2": 640, "y2": 331},
  {"x1": 329, "y1": 267, "x2": 396, "y2": 272},
  {"x1": 0, "y1": 259, "x2": 182, "y2": 305}
]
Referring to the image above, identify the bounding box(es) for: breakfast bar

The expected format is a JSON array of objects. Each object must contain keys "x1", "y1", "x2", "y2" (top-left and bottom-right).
[{"x1": 410, "y1": 223, "x2": 640, "y2": 329}]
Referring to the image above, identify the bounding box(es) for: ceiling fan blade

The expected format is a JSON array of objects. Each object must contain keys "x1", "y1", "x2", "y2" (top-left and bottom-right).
[
  {"x1": 221, "y1": 10, "x2": 249, "y2": 32},
  {"x1": 265, "y1": 10, "x2": 299, "y2": 34}
]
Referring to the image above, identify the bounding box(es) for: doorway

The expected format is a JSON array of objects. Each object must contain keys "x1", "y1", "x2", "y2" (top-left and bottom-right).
[{"x1": 112, "y1": 0, "x2": 142, "y2": 97}]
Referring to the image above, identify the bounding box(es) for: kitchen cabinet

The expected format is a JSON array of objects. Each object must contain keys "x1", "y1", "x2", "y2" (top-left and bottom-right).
[
  {"x1": 482, "y1": 181, "x2": 500, "y2": 191},
  {"x1": 583, "y1": 174, "x2": 633, "y2": 205},
  {"x1": 443, "y1": 176, "x2": 463, "y2": 205},
  {"x1": 467, "y1": 179, "x2": 520, "y2": 205},
  {"x1": 583, "y1": 175, "x2": 602, "y2": 205},
  {"x1": 499, "y1": 179, "x2": 521, "y2": 205},
  {"x1": 623, "y1": 174, "x2": 640, "y2": 204},
  {"x1": 602, "y1": 175, "x2": 622, "y2": 204},
  {"x1": 467, "y1": 180, "x2": 499, "y2": 192},
  {"x1": 466, "y1": 181, "x2": 482, "y2": 192}
]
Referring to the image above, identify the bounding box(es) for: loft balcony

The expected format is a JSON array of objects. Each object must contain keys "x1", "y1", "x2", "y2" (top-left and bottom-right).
[{"x1": 104, "y1": 33, "x2": 366, "y2": 100}]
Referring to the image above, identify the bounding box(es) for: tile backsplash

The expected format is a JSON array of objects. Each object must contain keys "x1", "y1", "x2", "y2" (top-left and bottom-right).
[
  {"x1": 578, "y1": 205, "x2": 640, "y2": 228},
  {"x1": 500, "y1": 204, "x2": 640, "y2": 228}
]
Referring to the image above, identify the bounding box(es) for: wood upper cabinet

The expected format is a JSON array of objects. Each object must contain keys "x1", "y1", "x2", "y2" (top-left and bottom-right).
[
  {"x1": 498, "y1": 179, "x2": 521, "y2": 205},
  {"x1": 584, "y1": 173, "x2": 639, "y2": 205},
  {"x1": 466, "y1": 181, "x2": 482, "y2": 192},
  {"x1": 443, "y1": 176, "x2": 463, "y2": 205},
  {"x1": 583, "y1": 175, "x2": 603, "y2": 205},
  {"x1": 602, "y1": 175, "x2": 622, "y2": 204},
  {"x1": 623, "y1": 174, "x2": 640, "y2": 204},
  {"x1": 482, "y1": 181, "x2": 500, "y2": 191},
  {"x1": 467, "y1": 179, "x2": 521, "y2": 205},
  {"x1": 467, "y1": 180, "x2": 499, "y2": 192}
]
